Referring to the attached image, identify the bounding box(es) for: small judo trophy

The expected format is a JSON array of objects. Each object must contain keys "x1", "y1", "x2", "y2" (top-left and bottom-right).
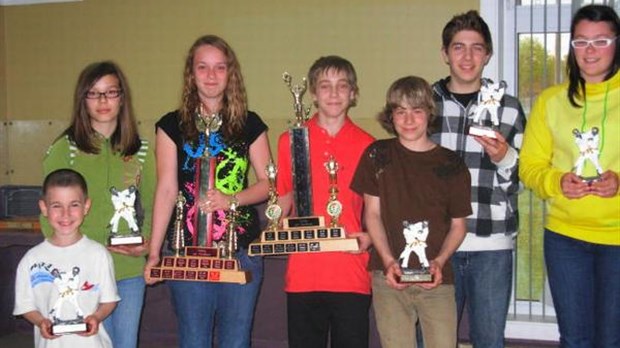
[
  {"x1": 49, "y1": 267, "x2": 88, "y2": 335},
  {"x1": 283, "y1": 72, "x2": 313, "y2": 217},
  {"x1": 572, "y1": 127, "x2": 604, "y2": 183},
  {"x1": 107, "y1": 185, "x2": 144, "y2": 246},
  {"x1": 264, "y1": 161, "x2": 283, "y2": 232},
  {"x1": 468, "y1": 78, "x2": 506, "y2": 139},
  {"x1": 172, "y1": 192, "x2": 186, "y2": 257},
  {"x1": 324, "y1": 157, "x2": 343, "y2": 227},
  {"x1": 398, "y1": 220, "x2": 433, "y2": 283},
  {"x1": 195, "y1": 107, "x2": 223, "y2": 246}
]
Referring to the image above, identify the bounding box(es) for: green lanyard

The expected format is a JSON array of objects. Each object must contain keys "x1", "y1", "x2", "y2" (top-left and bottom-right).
[{"x1": 579, "y1": 82, "x2": 609, "y2": 156}]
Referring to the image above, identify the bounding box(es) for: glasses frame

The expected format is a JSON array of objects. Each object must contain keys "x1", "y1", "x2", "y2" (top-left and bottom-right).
[
  {"x1": 570, "y1": 36, "x2": 617, "y2": 49},
  {"x1": 85, "y1": 89, "x2": 123, "y2": 100}
]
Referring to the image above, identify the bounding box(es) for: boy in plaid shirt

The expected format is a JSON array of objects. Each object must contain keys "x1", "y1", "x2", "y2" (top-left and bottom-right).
[{"x1": 430, "y1": 10, "x2": 526, "y2": 347}]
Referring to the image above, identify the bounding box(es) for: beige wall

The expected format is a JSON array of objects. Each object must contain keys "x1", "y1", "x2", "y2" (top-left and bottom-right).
[{"x1": 0, "y1": 0, "x2": 477, "y2": 185}]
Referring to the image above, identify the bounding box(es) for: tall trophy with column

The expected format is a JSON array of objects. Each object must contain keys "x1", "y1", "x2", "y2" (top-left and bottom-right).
[
  {"x1": 283, "y1": 72, "x2": 313, "y2": 217},
  {"x1": 149, "y1": 108, "x2": 250, "y2": 284},
  {"x1": 248, "y1": 73, "x2": 358, "y2": 256}
]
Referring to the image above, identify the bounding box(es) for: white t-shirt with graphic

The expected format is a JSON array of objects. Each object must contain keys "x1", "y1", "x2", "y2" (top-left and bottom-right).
[{"x1": 14, "y1": 235, "x2": 120, "y2": 348}]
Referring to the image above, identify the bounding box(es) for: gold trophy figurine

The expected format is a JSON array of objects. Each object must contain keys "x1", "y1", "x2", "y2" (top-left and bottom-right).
[
  {"x1": 283, "y1": 72, "x2": 311, "y2": 127},
  {"x1": 221, "y1": 199, "x2": 239, "y2": 260},
  {"x1": 172, "y1": 191, "x2": 186, "y2": 257},
  {"x1": 264, "y1": 161, "x2": 283, "y2": 232},
  {"x1": 195, "y1": 105, "x2": 223, "y2": 159},
  {"x1": 324, "y1": 156, "x2": 343, "y2": 227}
]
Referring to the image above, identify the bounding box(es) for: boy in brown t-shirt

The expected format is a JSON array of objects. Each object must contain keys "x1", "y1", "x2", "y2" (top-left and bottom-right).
[{"x1": 351, "y1": 76, "x2": 471, "y2": 348}]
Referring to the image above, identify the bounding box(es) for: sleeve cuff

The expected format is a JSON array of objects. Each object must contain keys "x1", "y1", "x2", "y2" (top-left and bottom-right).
[{"x1": 493, "y1": 146, "x2": 517, "y2": 169}]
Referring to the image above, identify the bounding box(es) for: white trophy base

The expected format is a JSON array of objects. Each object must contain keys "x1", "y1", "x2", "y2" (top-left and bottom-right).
[
  {"x1": 109, "y1": 235, "x2": 144, "y2": 246},
  {"x1": 399, "y1": 268, "x2": 433, "y2": 283},
  {"x1": 468, "y1": 125, "x2": 497, "y2": 138},
  {"x1": 52, "y1": 321, "x2": 88, "y2": 335}
]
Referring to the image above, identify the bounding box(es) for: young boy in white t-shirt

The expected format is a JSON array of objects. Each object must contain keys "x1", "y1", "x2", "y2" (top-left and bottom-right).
[{"x1": 14, "y1": 168, "x2": 119, "y2": 348}]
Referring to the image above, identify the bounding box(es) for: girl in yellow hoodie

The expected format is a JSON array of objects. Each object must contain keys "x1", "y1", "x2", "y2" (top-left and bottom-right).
[{"x1": 520, "y1": 4, "x2": 619, "y2": 347}]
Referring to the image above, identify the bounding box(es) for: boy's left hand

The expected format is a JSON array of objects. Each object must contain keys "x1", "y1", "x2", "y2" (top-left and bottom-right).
[
  {"x1": 108, "y1": 238, "x2": 150, "y2": 257},
  {"x1": 415, "y1": 259, "x2": 443, "y2": 290},
  {"x1": 474, "y1": 132, "x2": 508, "y2": 163},
  {"x1": 78, "y1": 315, "x2": 99, "y2": 337},
  {"x1": 347, "y1": 232, "x2": 372, "y2": 254}
]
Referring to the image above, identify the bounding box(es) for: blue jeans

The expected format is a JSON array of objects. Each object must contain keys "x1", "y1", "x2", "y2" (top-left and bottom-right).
[
  {"x1": 168, "y1": 249, "x2": 264, "y2": 348},
  {"x1": 452, "y1": 250, "x2": 512, "y2": 348},
  {"x1": 545, "y1": 230, "x2": 620, "y2": 348},
  {"x1": 103, "y1": 276, "x2": 146, "y2": 348}
]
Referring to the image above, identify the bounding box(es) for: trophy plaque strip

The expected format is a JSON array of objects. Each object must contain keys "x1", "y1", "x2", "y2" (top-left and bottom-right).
[
  {"x1": 150, "y1": 267, "x2": 250, "y2": 284},
  {"x1": 283, "y1": 216, "x2": 324, "y2": 229},
  {"x1": 52, "y1": 323, "x2": 88, "y2": 335},
  {"x1": 108, "y1": 235, "x2": 144, "y2": 246},
  {"x1": 290, "y1": 127, "x2": 313, "y2": 217},
  {"x1": 185, "y1": 246, "x2": 220, "y2": 257},
  {"x1": 160, "y1": 256, "x2": 238, "y2": 271},
  {"x1": 261, "y1": 226, "x2": 342, "y2": 242},
  {"x1": 248, "y1": 237, "x2": 359, "y2": 256}
]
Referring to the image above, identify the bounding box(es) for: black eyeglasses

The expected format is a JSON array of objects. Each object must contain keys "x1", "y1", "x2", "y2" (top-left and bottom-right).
[
  {"x1": 570, "y1": 36, "x2": 617, "y2": 49},
  {"x1": 85, "y1": 89, "x2": 123, "y2": 100}
]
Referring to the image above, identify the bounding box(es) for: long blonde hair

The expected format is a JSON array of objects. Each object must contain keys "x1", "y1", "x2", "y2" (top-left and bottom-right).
[{"x1": 179, "y1": 35, "x2": 248, "y2": 141}]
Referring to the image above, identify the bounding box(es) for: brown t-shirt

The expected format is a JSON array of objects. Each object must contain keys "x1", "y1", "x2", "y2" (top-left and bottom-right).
[{"x1": 351, "y1": 138, "x2": 472, "y2": 284}]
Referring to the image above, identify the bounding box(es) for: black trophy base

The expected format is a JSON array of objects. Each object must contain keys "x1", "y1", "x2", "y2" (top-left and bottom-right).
[
  {"x1": 108, "y1": 234, "x2": 144, "y2": 246},
  {"x1": 399, "y1": 268, "x2": 433, "y2": 283},
  {"x1": 468, "y1": 125, "x2": 497, "y2": 138},
  {"x1": 52, "y1": 320, "x2": 88, "y2": 335},
  {"x1": 580, "y1": 175, "x2": 601, "y2": 185}
]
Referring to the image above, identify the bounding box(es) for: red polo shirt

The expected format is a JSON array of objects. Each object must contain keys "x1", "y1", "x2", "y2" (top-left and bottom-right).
[{"x1": 276, "y1": 115, "x2": 374, "y2": 294}]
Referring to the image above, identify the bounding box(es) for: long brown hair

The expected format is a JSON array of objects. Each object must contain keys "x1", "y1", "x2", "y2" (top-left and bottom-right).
[
  {"x1": 179, "y1": 35, "x2": 248, "y2": 141},
  {"x1": 65, "y1": 61, "x2": 141, "y2": 155}
]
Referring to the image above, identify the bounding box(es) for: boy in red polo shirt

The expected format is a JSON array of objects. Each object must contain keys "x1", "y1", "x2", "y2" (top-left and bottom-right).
[{"x1": 276, "y1": 55, "x2": 375, "y2": 348}]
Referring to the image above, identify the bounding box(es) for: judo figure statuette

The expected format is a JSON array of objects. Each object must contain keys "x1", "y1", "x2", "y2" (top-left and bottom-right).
[
  {"x1": 108, "y1": 185, "x2": 144, "y2": 246},
  {"x1": 468, "y1": 78, "x2": 506, "y2": 139},
  {"x1": 398, "y1": 220, "x2": 433, "y2": 283}
]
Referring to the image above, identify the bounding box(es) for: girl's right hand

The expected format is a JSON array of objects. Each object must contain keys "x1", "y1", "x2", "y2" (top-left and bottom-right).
[
  {"x1": 560, "y1": 172, "x2": 590, "y2": 199},
  {"x1": 39, "y1": 319, "x2": 58, "y2": 340},
  {"x1": 144, "y1": 254, "x2": 162, "y2": 285}
]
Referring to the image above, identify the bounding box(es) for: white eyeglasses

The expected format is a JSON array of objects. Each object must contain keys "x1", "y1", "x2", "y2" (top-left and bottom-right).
[{"x1": 570, "y1": 36, "x2": 617, "y2": 49}]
